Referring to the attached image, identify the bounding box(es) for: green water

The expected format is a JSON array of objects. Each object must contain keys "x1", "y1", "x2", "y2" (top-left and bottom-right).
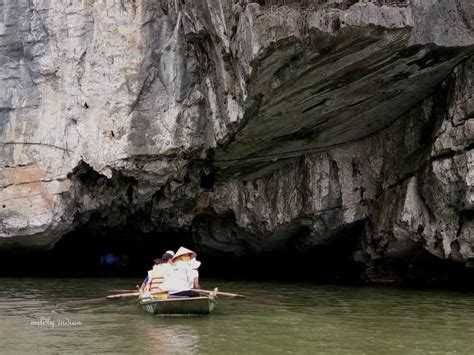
[{"x1": 1, "y1": 278, "x2": 474, "y2": 354}]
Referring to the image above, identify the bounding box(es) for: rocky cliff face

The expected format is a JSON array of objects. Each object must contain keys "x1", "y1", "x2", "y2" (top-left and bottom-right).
[{"x1": 0, "y1": 0, "x2": 473, "y2": 282}]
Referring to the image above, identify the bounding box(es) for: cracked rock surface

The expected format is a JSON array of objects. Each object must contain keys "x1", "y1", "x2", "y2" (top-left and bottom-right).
[{"x1": 0, "y1": 0, "x2": 473, "y2": 282}]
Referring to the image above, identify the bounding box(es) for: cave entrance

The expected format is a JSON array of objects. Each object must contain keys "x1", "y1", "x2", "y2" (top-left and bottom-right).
[
  {"x1": 48, "y1": 225, "x2": 191, "y2": 277},
  {"x1": 196, "y1": 222, "x2": 366, "y2": 283},
  {"x1": 0, "y1": 224, "x2": 191, "y2": 278},
  {"x1": 0, "y1": 225, "x2": 365, "y2": 282}
]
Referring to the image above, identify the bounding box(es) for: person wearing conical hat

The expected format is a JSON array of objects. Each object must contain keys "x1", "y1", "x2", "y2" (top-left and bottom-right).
[
  {"x1": 172, "y1": 247, "x2": 196, "y2": 262},
  {"x1": 160, "y1": 246, "x2": 201, "y2": 298}
]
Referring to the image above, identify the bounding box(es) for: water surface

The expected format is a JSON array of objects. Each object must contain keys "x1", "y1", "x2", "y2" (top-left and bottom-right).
[{"x1": 1, "y1": 278, "x2": 473, "y2": 354}]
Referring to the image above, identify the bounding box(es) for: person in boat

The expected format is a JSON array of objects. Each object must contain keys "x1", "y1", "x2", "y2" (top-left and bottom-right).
[
  {"x1": 160, "y1": 247, "x2": 201, "y2": 298},
  {"x1": 100, "y1": 251, "x2": 117, "y2": 267},
  {"x1": 99, "y1": 251, "x2": 123, "y2": 276},
  {"x1": 139, "y1": 250, "x2": 175, "y2": 294},
  {"x1": 139, "y1": 275, "x2": 149, "y2": 292},
  {"x1": 145, "y1": 250, "x2": 175, "y2": 294}
]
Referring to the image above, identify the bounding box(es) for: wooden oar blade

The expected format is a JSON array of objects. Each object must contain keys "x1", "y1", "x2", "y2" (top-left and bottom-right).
[
  {"x1": 106, "y1": 292, "x2": 140, "y2": 300},
  {"x1": 193, "y1": 288, "x2": 246, "y2": 298}
]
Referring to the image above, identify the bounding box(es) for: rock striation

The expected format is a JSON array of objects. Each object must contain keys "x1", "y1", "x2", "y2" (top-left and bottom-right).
[{"x1": 0, "y1": 0, "x2": 473, "y2": 282}]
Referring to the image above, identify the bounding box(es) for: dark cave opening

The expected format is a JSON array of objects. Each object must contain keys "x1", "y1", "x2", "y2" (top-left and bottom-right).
[
  {"x1": 0, "y1": 218, "x2": 365, "y2": 283},
  {"x1": 0, "y1": 152, "x2": 362, "y2": 282},
  {"x1": 0, "y1": 218, "x2": 473, "y2": 290},
  {"x1": 0, "y1": 225, "x2": 190, "y2": 278},
  {"x1": 199, "y1": 243, "x2": 365, "y2": 283},
  {"x1": 0, "y1": 233, "x2": 363, "y2": 283}
]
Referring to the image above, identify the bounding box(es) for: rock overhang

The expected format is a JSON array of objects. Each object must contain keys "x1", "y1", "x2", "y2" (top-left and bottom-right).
[
  {"x1": 214, "y1": 28, "x2": 473, "y2": 179},
  {"x1": 0, "y1": 0, "x2": 473, "y2": 283}
]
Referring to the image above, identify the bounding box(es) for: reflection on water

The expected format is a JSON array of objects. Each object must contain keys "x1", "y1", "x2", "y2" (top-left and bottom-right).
[
  {"x1": 1, "y1": 278, "x2": 474, "y2": 354},
  {"x1": 146, "y1": 325, "x2": 200, "y2": 354}
]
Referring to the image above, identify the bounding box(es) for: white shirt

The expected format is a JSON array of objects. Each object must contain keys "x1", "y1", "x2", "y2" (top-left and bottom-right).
[{"x1": 160, "y1": 261, "x2": 199, "y2": 294}]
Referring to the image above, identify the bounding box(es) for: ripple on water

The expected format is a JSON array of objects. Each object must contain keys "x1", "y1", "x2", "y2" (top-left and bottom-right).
[{"x1": 1, "y1": 279, "x2": 474, "y2": 353}]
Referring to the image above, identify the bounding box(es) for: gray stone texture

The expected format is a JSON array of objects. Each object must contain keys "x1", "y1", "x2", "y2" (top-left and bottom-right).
[{"x1": 0, "y1": 0, "x2": 473, "y2": 280}]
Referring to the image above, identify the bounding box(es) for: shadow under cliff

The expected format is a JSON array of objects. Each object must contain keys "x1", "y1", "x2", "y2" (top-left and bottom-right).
[
  {"x1": 0, "y1": 216, "x2": 365, "y2": 282},
  {"x1": 1, "y1": 224, "x2": 473, "y2": 291}
]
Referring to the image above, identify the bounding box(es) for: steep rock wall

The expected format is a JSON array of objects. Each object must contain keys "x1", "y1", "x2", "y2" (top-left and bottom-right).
[{"x1": 0, "y1": 0, "x2": 473, "y2": 281}]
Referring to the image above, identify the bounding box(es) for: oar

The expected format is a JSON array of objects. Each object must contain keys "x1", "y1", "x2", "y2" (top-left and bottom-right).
[
  {"x1": 106, "y1": 292, "x2": 140, "y2": 300},
  {"x1": 193, "y1": 288, "x2": 246, "y2": 298},
  {"x1": 109, "y1": 289, "x2": 138, "y2": 293},
  {"x1": 105, "y1": 289, "x2": 246, "y2": 300},
  {"x1": 195, "y1": 289, "x2": 281, "y2": 305}
]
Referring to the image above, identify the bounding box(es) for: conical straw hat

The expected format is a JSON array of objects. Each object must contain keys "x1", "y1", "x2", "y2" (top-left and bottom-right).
[{"x1": 172, "y1": 246, "x2": 196, "y2": 261}]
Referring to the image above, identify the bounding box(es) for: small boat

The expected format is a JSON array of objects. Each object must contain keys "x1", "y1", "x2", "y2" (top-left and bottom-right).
[{"x1": 139, "y1": 295, "x2": 217, "y2": 315}]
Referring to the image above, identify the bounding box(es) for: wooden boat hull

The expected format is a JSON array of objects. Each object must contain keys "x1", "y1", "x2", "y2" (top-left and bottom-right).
[{"x1": 139, "y1": 296, "x2": 216, "y2": 315}]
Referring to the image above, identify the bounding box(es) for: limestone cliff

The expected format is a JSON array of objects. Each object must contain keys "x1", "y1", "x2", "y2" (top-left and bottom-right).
[{"x1": 0, "y1": 0, "x2": 473, "y2": 282}]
